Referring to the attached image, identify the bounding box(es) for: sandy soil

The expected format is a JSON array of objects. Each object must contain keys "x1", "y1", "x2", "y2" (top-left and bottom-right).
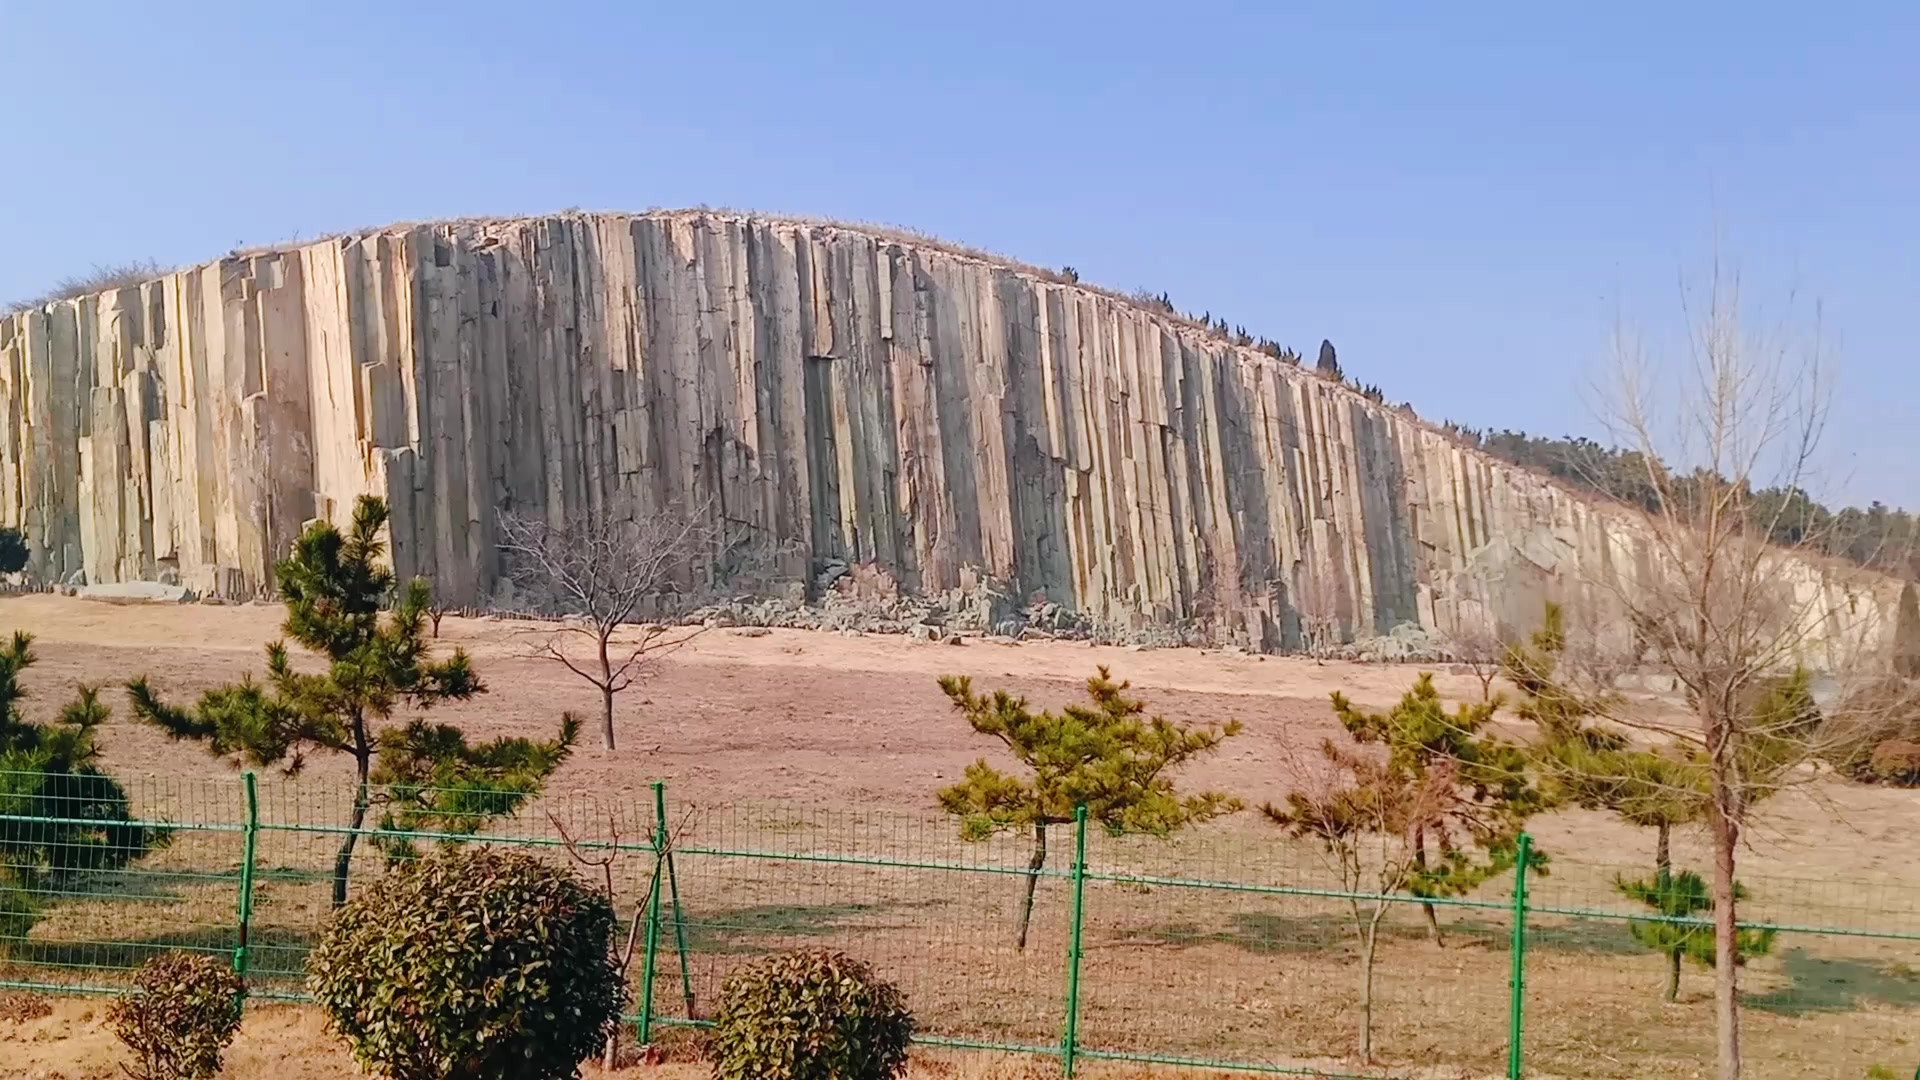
[
  {"x1": 0, "y1": 996, "x2": 1174, "y2": 1080},
  {"x1": 4, "y1": 594, "x2": 1919, "y2": 1079},
  {"x1": 3, "y1": 592, "x2": 1916, "y2": 877}
]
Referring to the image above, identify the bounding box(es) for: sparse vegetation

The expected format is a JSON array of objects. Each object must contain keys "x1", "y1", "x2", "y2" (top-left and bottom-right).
[
  {"x1": 497, "y1": 507, "x2": 710, "y2": 751},
  {"x1": 7, "y1": 259, "x2": 169, "y2": 313},
  {"x1": 937, "y1": 666, "x2": 1242, "y2": 949},
  {"x1": 1328, "y1": 672, "x2": 1546, "y2": 944},
  {"x1": 1264, "y1": 685, "x2": 1541, "y2": 1064},
  {"x1": 1507, "y1": 603, "x2": 1708, "y2": 873},
  {"x1": 127, "y1": 496, "x2": 576, "y2": 905},
  {"x1": 1441, "y1": 423, "x2": 1920, "y2": 579},
  {"x1": 708, "y1": 948, "x2": 914, "y2": 1080},
  {"x1": 307, "y1": 845, "x2": 624, "y2": 1080},
  {"x1": 1440, "y1": 615, "x2": 1509, "y2": 701},
  {"x1": 105, "y1": 952, "x2": 245, "y2": 1080},
  {"x1": 1584, "y1": 261, "x2": 1884, "y2": 1078}
]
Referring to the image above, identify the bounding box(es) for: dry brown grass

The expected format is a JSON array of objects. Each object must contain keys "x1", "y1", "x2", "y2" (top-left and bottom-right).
[
  {"x1": 5, "y1": 259, "x2": 171, "y2": 314},
  {"x1": 2, "y1": 596, "x2": 1918, "y2": 1078}
]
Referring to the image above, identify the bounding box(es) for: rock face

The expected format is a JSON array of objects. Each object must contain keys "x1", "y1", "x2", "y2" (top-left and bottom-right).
[{"x1": 0, "y1": 211, "x2": 1897, "y2": 656}]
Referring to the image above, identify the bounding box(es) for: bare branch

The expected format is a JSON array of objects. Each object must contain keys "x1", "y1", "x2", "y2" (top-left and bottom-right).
[{"x1": 499, "y1": 504, "x2": 720, "y2": 750}]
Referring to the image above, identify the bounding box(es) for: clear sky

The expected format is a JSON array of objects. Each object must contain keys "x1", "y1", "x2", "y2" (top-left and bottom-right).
[{"x1": 2, "y1": 2, "x2": 1913, "y2": 506}]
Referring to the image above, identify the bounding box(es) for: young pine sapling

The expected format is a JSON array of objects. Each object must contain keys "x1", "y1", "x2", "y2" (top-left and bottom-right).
[{"x1": 938, "y1": 667, "x2": 1242, "y2": 949}]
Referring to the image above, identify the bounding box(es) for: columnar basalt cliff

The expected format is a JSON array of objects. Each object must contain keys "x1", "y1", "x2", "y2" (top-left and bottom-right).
[{"x1": 0, "y1": 211, "x2": 1896, "y2": 656}]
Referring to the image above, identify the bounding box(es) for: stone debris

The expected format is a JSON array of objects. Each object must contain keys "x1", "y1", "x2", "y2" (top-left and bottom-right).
[{"x1": 0, "y1": 210, "x2": 1896, "y2": 659}]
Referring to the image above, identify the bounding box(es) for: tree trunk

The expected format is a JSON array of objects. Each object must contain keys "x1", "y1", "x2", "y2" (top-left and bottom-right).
[
  {"x1": 1656, "y1": 820, "x2": 1680, "y2": 1003},
  {"x1": 331, "y1": 753, "x2": 371, "y2": 908},
  {"x1": 1413, "y1": 827, "x2": 1443, "y2": 945},
  {"x1": 1015, "y1": 823, "x2": 1046, "y2": 951},
  {"x1": 598, "y1": 636, "x2": 616, "y2": 751},
  {"x1": 1709, "y1": 778, "x2": 1743, "y2": 1079},
  {"x1": 1358, "y1": 920, "x2": 1378, "y2": 1063}
]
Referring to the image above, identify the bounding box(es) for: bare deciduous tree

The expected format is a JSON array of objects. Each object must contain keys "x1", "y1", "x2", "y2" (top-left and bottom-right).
[
  {"x1": 1440, "y1": 611, "x2": 1508, "y2": 701},
  {"x1": 1264, "y1": 736, "x2": 1526, "y2": 1064},
  {"x1": 549, "y1": 804, "x2": 699, "y2": 1067},
  {"x1": 1588, "y1": 261, "x2": 1903, "y2": 1078},
  {"x1": 498, "y1": 508, "x2": 712, "y2": 752}
]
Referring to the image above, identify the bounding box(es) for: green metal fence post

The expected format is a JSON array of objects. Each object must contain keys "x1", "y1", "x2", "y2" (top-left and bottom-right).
[
  {"x1": 233, "y1": 771, "x2": 259, "y2": 980},
  {"x1": 1506, "y1": 832, "x2": 1534, "y2": 1080},
  {"x1": 636, "y1": 780, "x2": 667, "y2": 1048},
  {"x1": 655, "y1": 781, "x2": 696, "y2": 1018},
  {"x1": 1061, "y1": 805, "x2": 1089, "y2": 1077}
]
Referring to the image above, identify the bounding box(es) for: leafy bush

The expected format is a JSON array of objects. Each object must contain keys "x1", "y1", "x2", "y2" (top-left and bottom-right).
[
  {"x1": 307, "y1": 845, "x2": 623, "y2": 1080},
  {"x1": 709, "y1": 948, "x2": 913, "y2": 1080},
  {"x1": 0, "y1": 527, "x2": 26, "y2": 575},
  {"x1": 106, "y1": 952, "x2": 246, "y2": 1080}
]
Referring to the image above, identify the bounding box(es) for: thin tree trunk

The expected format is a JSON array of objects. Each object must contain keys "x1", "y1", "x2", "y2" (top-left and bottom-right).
[
  {"x1": 331, "y1": 753, "x2": 371, "y2": 908},
  {"x1": 598, "y1": 635, "x2": 616, "y2": 751},
  {"x1": 605, "y1": 882, "x2": 650, "y2": 1070},
  {"x1": 1656, "y1": 821, "x2": 1680, "y2": 1002},
  {"x1": 1015, "y1": 822, "x2": 1046, "y2": 951},
  {"x1": 1358, "y1": 914, "x2": 1382, "y2": 1063},
  {"x1": 1709, "y1": 778, "x2": 1743, "y2": 1079},
  {"x1": 1413, "y1": 827, "x2": 1443, "y2": 945}
]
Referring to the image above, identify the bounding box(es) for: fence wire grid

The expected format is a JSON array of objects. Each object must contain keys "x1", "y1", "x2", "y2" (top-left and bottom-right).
[{"x1": 1, "y1": 769, "x2": 1917, "y2": 1079}]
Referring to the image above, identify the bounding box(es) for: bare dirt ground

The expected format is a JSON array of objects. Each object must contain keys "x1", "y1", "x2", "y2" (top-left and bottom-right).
[
  {"x1": 5, "y1": 592, "x2": 1916, "y2": 876},
  {"x1": 0, "y1": 997, "x2": 1174, "y2": 1080},
  {"x1": 4, "y1": 594, "x2": 1919, "y2": 1079}
]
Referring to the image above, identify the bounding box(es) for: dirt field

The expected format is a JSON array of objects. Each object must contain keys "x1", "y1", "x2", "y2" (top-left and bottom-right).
[
  {"x1": 0, "y1": 996, "x2": 1187, "y2": 1080},
  {"x1": 4, "y1": 593, "x2": 1920, "y2": 1079}
]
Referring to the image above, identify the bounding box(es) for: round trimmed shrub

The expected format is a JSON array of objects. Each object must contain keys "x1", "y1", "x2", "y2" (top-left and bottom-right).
[
  {"x1": 709, "y1": 948, "x2": 913, "y2": 1080},
  {"x1": 106, "y1": 951, "x2": 246, "y2": 1080},
  {"x1": 307, "y1": 846, "x2": 624, "y2": 1080}
]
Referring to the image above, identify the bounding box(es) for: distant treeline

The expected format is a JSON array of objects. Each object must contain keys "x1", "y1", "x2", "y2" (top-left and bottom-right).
[{"x1": 1441, "y1": 424, "x2": 1919, "y2": 577}]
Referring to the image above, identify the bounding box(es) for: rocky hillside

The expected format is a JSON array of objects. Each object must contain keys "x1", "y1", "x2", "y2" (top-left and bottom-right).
[{"x1": 0, "y1": 211, "x2": 1896, "y2": 656}]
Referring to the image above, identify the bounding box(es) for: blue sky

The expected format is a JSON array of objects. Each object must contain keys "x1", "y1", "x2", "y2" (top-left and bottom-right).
[{"x1": 3, "y1": 2, "x2": 1913, "y2": 505}]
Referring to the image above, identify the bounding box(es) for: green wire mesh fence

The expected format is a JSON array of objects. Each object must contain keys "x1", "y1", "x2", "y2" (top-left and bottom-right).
[{"x1": 2, "y1": 769, "x2": 1918, "y2": 1079}]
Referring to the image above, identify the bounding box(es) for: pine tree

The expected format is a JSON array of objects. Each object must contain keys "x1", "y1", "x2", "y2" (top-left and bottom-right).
[
  {"x1": 127, "y1": 496, "x2": 577, "y2": 906},
  {"x1": 1505, "y1": 602, "x2": 1816, "y2": 1000},
  {"x1": 1329, "y1": 673, "x2": 1546, "y2": 943},
  {"x1": 1263, "y1": 733, "x2": 1532, "y2": 1063},
  {"x1": 937, "y1": 667, "x2": 1242, "y2": 949},
  {"x1": 1, "y1": 632, "x2": 168, "y2": 943},
  {"x1": 1616, "y1": 869, "x2": 1776, "y2": 1002},
  {"x1": 1316, "y1": 338, "x2": 1342, "y2": 379}
]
